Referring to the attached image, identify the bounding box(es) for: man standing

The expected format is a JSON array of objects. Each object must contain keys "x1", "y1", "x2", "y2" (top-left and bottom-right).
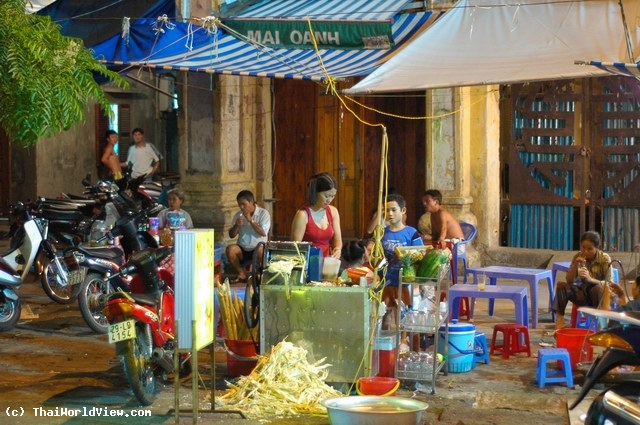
[
  {"x1": 226, "y1": 190, "x2": 271, "y2": 282},
  {"x1": 421, "y1": 189, "x2": 464, "y2": 247},
  {"x1": 126, "y1": 128, "x2": 160, "y2": 179}
]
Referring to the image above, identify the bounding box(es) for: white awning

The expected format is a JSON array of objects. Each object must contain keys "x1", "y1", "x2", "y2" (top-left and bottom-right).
[{"x1": 346, "y1": 0, "x2": 640, "y2": 94}]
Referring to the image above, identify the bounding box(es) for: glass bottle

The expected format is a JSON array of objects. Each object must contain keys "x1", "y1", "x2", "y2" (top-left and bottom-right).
[{"x1": 160, "y1": 227, "x2": 174, "y2": 247}]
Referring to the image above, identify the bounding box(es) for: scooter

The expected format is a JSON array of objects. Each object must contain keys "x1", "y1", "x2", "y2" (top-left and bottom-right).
[
  {"x1": 569, "y1": 307, "x2": 640, "y2": 425},
  {"x1": 5, "y1": 203, "x2": 78, "y2": 305},
  {"x1": 64, "y1": 204, "x2": 164, "y2": 334},
  {"x1": 0, "y1": 206, "x2": 63, "y2": 330},
  {"x1": 102, "y1": 247, "x2": 189, "y2": 405}
]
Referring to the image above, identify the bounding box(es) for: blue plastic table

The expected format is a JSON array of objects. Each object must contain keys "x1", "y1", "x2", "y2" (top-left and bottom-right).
[
  {"x1": 449, "y1": 284, "x2": 529, "y2": 327},
  {"x1": 467, "y1": 266, "x2": 553, "y2": 328},
  {"x1": 552, "y1": 261, "x2": 619, "y2": 286}
]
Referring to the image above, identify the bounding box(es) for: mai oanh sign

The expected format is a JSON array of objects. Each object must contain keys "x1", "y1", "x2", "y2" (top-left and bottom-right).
[
  {"x1": 175, "y1": 229, "x2": 215, "y2": 350},
  {"x1": 225, "y1": 20, "x2": 393, "y2": 50}
]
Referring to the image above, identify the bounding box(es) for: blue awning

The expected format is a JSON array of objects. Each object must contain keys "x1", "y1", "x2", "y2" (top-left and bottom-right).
[{"x1": 91, "y1": 10, "x2": 436, "y2": 81}]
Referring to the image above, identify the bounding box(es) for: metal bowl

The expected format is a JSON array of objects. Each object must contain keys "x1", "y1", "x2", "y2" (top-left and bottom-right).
[{"x1": 323, "y1": 396, "x2": 429, "y2": 425}]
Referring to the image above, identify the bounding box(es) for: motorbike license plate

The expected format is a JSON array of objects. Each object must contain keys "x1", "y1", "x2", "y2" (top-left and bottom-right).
[
  {"x1": 67, "y1": 269, "x2": 86, "y2": 286},
  {"x1": 108, "y1": 320, "x2": 136, "y2": 344}
]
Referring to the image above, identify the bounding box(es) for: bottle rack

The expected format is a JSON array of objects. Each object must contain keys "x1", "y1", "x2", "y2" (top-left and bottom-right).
[{"x1": 395, "y1": 263, "x2": 450, "y2": 394}]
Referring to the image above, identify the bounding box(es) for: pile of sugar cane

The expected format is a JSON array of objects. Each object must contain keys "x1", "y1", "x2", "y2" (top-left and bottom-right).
[
  {"x1": 214, "y1": 340, "x2": 343, "y2": 418},
  {"x1": 216, "y1": 278, "x2": 256, "y2": 341}
]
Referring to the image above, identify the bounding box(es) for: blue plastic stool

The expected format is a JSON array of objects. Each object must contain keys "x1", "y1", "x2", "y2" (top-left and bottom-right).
[
  {"x1": 472, "y1": 332, "x2": 490, "y2": 368},
  {"x1": 536, "y1": 348, "x2": 573, "y2": 388}
]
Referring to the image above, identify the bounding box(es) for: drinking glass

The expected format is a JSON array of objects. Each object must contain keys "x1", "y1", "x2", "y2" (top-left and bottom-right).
[{"x1": 477, "y1": 273, "x2": 487, "y2": 290}]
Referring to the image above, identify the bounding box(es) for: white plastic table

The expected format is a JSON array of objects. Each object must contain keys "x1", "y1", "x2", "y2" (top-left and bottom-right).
[{"x1": 467, "y1": 266, "x2": 553, "y2": 328}]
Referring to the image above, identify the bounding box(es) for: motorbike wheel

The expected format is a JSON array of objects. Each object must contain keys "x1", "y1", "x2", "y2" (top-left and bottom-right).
[
  {"x1": 40, "y1": 256, "x2": 81, "y2": 304},
  {"x1": 78, "y1": 273, "x2": 111, "y2": 334},
  {"x1": 118, "y1": 326, "x2": 157, "y2": 406},
  {"x1": 0, "y1": 295, "x2": 21, "y2": 332},
  {"x1": 585, "y1": 382, "x2": 640, "y2": 425}
]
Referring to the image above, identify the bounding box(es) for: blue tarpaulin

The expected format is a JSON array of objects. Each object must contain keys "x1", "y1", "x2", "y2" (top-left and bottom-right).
[{"x1": 37, "y1": 0, "x2": 175, "y2": 47}]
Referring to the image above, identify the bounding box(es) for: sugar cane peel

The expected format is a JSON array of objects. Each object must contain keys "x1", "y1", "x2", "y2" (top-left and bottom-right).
[{"x1": 214, "y1": 340, "x2": 343, "y2": 418}]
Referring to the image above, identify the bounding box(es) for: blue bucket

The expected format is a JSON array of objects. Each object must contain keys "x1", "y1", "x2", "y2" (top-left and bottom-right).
[{"x1": 439, "y1": 320, "x2": 475, "y2": 373}]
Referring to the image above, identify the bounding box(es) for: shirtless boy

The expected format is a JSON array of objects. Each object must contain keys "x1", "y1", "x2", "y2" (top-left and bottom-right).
[
  {"x1": 101, "y1": 130, "x2": 124, "y2": 180},
  {"x1": 421, "y1": 189, "x2": 464, "y2": 246}
]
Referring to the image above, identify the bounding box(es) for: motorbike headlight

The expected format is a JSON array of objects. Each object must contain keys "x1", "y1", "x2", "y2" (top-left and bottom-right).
[{"x1": 588, "y1": 333, "x2": 633, "y2": 350}]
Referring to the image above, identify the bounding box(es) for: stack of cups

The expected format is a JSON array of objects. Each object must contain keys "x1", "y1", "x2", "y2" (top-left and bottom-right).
[{"x1": 148, "y1": 217, "x2": 160, "y2": 244}]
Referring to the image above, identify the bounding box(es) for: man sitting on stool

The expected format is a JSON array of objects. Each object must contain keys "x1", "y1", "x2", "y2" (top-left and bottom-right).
[{"x1": 226, "y1": 190, "x2": 271, "y2": 282}]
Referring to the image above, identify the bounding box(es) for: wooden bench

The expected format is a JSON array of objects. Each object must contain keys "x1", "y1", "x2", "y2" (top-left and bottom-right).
[{"x1": 449, "y1": 284, "x2": 529, "y2": 327}]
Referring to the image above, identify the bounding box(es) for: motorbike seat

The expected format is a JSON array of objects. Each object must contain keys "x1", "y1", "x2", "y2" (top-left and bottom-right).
[
  {"x1": 76, "y1": 245, "x2": 124, "y2": 263},
  {"x1": 38, "y1": 208, "x2": 86, "y2": 222},
  {"x1": 130, "y1": 291, "x2": 161, "y2": 307}
]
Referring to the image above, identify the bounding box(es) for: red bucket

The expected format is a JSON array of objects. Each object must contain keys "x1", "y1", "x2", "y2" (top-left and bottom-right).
[
  {"x1": 556, "y1": 328, "x2": 594, "y2": 369},
  {"x1": 356, "y1": 376, "x2": 400, "y2": 396},
  {"x1": 226, "y1": 339, "x2": 258, "y2": 377}
]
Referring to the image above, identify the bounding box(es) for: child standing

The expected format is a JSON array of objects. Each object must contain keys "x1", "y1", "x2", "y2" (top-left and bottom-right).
[
  {"x1": 157, "y1": 188, "x2": 194, "y2": 230},
  {"x1": 380, "y1": 194, "x2": 421, "y2": 313}
]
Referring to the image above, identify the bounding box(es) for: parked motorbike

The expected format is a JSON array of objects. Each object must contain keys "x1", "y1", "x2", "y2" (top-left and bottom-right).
[
  {"x1": 64, "y1": 205, "x2": 164, "y2": 333},
  {"x1": 569, "y1": 307, "x2": 640, "y2": 425},
  {"x1": 102, "y1": 247, "x2": 189, "y2": 405},
  {"x1": 6, "y1": 203, "x2": 78, "y2": 305},
  {"x1": 0, "y1": 207, "x2": 65, "y2": 330}
]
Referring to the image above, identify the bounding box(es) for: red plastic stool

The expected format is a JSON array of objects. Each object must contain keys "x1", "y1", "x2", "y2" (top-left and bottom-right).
[{"x1": 490, "y1": 323, "x2": 531, "y2": 359}]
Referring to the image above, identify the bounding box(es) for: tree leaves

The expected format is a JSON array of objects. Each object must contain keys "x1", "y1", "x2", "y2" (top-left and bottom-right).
[{"x1": 0, "y1": 0, "x2": 127, "y2": 147}]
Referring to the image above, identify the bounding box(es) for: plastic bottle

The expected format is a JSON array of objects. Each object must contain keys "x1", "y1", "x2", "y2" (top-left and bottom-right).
[
  {"x1": 574, "y1": 260, "x2": 586, "y2": 287},
  {"x1": 439, "y1": 301, "x2": 448, "y2": 323}
]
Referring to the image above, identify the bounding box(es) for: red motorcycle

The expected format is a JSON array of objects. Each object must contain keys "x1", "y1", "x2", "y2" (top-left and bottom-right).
[{"x1": 102, "y1": 247, "x2": 190, "y2": 405}]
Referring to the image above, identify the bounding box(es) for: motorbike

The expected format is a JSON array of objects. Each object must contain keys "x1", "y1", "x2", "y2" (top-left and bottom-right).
[
  {"x1": 569, "y1": 307, "x2": 640, "y2": 425},
  {"x1": 5, "y1": 203, "x2": 78, "y2": 305},
  {"x1": 0, "y1": 207, "x2": 65, "y2": 330},
  {"x1": 102, "y1": 247, "x2": 189, "y2": 405},
  {"x1": 64, "y1": 204, "x2": 164, "y2": 333}
]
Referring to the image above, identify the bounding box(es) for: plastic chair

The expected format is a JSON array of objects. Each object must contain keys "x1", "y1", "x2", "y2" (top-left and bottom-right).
[{"x1": 453, "y1": 222, "x2": 477, "y2": 284}]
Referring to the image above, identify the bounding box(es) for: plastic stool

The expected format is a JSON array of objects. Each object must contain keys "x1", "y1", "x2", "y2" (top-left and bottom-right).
[
  {"x1": 536, "y1": 348, "x2": 573, "y2": 388},
  {"x1": 570, "y1": 304, "x2": 598, "y2": 330},
  {"x1": 490, "y1": 323, "x2": 531, "y2": 359},
  {"x1": 472, "y1": 332, "x2": 490, "y2": 368}
]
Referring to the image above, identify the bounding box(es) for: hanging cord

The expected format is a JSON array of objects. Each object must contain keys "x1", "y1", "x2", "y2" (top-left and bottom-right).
[
  {"x1": 344, "y1": 88, "x2": 498, "y2": 121},
  {"x1": 306, "y1": 17, "x2": 392, "y2": 388}
]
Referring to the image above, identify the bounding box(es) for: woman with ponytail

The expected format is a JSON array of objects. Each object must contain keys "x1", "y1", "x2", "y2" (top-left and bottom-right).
[{"x1": 291, "y1": 172, "x2": 343, "y2": 259}]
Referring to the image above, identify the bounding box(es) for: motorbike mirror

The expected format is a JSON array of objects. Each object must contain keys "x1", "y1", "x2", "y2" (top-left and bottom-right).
[{"x1": 148, "y1": 204, "x2": 164, "y2": 216}]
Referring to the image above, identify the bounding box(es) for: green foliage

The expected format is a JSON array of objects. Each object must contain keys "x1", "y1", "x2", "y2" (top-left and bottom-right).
[{"x1": 0, "y1": 0, "x2": 127, "y2": 146}]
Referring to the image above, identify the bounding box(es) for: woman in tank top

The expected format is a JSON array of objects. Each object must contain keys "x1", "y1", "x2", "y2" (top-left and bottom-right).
[{"x1": 291, "y1": 172, "x2": 343, "y2": 258}]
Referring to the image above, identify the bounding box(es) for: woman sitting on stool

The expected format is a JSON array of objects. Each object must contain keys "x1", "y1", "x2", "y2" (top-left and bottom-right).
[{"x1": 552, "y1": 230, "x2": 612, "y2": 330}]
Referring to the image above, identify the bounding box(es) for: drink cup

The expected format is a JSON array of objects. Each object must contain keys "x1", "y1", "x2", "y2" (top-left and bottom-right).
[
  {"x1": 148, "y1": 217, "x2": 159, "y2": 234},
  {"x1": 477, "y1": 273, "x2": 487, "y2": 290}
]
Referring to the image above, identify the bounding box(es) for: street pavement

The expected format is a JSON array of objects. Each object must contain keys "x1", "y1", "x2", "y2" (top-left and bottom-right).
[{"x1": 0, "y1": 228, "x2": 627, "y2": 424}]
